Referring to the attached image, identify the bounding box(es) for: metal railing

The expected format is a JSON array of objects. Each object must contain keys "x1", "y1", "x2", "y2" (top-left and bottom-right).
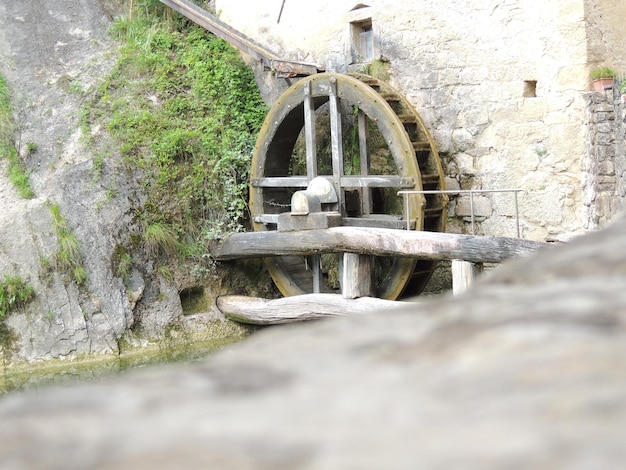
[{"x1": 398, "y1": 189, "x2": 525, "y2": 237}]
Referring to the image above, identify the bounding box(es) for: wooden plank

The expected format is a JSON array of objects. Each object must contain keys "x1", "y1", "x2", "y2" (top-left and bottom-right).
[
  {"x1": 452, "y1": 260, "x2": 483, "y2": 295},
  {"x1": 412, "y1": 141, "x2": 431, "y2": 152},
  {"x1": 213, "y1": 227, "x2": 548, "y2": 264},
  {"x1": 342, "y1": 253, "x2": 373, "y2": 299},
  {"x1": 216, "y1": 294, "x2": 405, "y2": 325}
]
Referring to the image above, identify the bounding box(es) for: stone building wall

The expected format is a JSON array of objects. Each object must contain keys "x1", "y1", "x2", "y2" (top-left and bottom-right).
[
  {"x1": 611, "y1": 91, "x2": 626, "y2": 217},
  {"x1": 582, "y1": 89, "x2": 626, "y2": 229},
  {"x1": 617, "y1": 97, "x2": 626, "y2": 213},
  {"x1": 217, "y1": 0, "x2": 626, "y2": 241}
]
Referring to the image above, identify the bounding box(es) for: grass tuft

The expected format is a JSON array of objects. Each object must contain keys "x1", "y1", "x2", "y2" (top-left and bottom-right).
[{"x1": 0, "y1": 275, "x2": 35, "y2": 320}]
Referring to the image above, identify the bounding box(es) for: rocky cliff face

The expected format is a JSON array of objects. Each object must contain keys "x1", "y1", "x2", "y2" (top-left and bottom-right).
[{"x1": 0, "y1": 1, "x2": 223, "y2": 362}]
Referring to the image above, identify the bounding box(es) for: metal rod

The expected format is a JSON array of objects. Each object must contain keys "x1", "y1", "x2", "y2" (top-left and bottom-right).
[
  {"x1": 398, "y1": 189, "x2": 525, "y2": 238},
  {"x1": 277, "y1": 0, "x2": 286, "y2": 23},
  {"x1": 311, "y1": 255, "x2": 321, "y2": 293},
  {"x1": 470, "y1": 190, "x2": 475, "y2": 235},
  {"x1": 514, "y1": 191, "x2": 520, "y2": 238}
]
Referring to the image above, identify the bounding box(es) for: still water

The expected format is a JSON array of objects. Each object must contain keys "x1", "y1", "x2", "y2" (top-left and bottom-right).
[{"x1": 0, "y1": 333, "x2": 250, "y2": 395}]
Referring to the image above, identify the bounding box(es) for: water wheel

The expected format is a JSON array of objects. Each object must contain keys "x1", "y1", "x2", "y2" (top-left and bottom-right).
[{"x1": 250, "y1": 72, "x2": 447, "y2": 299}]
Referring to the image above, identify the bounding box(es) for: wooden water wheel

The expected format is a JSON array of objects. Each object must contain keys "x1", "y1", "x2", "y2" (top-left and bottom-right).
[{"x1": 250, "y1": 73, "x2": 447, "y2": 299}]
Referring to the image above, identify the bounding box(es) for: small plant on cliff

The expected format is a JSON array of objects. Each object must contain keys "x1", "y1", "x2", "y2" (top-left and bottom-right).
[
  {"x1": 144, "y1": 222, "x2": 179, "y2": 258},
  {"x1": 48, "y1": 203, "x2": 87, "y2": 285},
  {"x1": 0, "y1": 73, "x2": 34, "y2": 199},
  {"x1": 0, "y1": 275, "x2": 35, "y2": 320}
]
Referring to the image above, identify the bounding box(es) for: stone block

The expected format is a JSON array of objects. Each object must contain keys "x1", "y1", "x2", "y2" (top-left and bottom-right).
[
  {"x1": 455, "y1": 195, "x2": 492, "y2": 218},
  {"x1": 277, "y1": 211, "x2": 342, "y2": 232}
]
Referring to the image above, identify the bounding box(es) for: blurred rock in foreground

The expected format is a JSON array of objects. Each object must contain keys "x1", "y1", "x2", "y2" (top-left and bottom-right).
[{"x1": 1, "y1": 216, "x2": 625, "y2": 469}]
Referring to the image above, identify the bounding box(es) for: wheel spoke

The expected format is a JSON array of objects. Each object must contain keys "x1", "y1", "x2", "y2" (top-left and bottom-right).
[
  {"x1": 328, "y1": 77, "x2": 345, "y2": 214},
  {"x1": 358, "y1": 109, "x2": 371, "y2": 215},
  {"x1": 303, "y1": 80, "x2": 317, "y2": 181}
]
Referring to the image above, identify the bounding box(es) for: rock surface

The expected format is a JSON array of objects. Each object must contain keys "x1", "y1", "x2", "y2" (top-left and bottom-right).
[
  {"x1": 0, "y1": 0, "x2": 135, "y2": 360},
  {"x1": 0, "y1": 0, "x2": 254, "y2": 362},
  {"x1": 1, "y1": 214, "x2": 625, "y2": 469}
]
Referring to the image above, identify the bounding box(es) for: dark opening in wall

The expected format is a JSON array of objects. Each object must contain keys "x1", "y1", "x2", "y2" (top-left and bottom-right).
[
  {"x1": 351, "y1": 19, "x2": 374, "y2": 63},
  {"x1": 179, "y1": 286, "x2": 208, "y2": 315},
  {"x1": 524, "y1": 80, "x2": 537, "y2": 98}
]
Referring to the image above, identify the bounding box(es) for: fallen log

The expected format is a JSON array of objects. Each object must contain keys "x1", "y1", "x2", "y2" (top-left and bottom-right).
[
  {"x1": 216, "y1": 294, "x2": 407, "y2": 325},
  {"x1": 213, "y1": 227, "x2": 547, "y2": 264}
]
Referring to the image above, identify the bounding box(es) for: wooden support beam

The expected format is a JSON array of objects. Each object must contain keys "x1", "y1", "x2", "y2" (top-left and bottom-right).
[
  {"x1": 216, "y1": 294, "x2": 405, "y2": 325},
  {"x1": 342, "y1": 253, "x2": 373, "y2": 299},
  {"x1": 452, "y1": 259, "x2": 484, "y2": 295},
  {"x1": 213, "y1": 227, "x2": 548, "y2": 264},
  {"x1": 158, "y1": 0, "x2": 321, "y2": 76}
]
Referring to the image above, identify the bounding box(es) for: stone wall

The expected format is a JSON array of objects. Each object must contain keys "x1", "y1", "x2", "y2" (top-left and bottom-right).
[
  {"x1": 616, "y1": 93, "x2": 626, "y2": 214},
  {"x1": 217, "y1": 0, "x2": 626, "y2": 240},
  {"x1": 582, "y1": 89, "x2": 626, "y2": 228}
]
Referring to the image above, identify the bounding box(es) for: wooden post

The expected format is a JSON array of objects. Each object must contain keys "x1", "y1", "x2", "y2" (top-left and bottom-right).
[
  {"x1": 342, "y1": 253, "x2": 373, "y2": 299},
  {"x1": 452, "y1": 259, "x2": 483, "y2": 295},
  {"x1": 329, "y1": 77, "x2": 345, "y2": 214},
  {"x1": 303, "y1": 81, "x2": 317, "y2": 181}
]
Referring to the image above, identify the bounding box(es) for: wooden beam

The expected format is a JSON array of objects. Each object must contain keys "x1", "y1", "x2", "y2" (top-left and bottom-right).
[
  {"x1": 213, "y1": 227, "x2": 548, "y2": 264},
  {"x1": 158, "y1": 0, "x2": 321, "y2": 76},
  {"x1": 216, "y1": 294, "x2": 405, "y2": 325}
]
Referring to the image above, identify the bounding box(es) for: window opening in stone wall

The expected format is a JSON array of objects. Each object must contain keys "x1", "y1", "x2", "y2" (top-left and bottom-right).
[
  {"x1": 524, "y1": 80, "x2": 537, "y2": 98},
  {"x1": 351, "y1": 19, "x2": 374, "y2": 63}
]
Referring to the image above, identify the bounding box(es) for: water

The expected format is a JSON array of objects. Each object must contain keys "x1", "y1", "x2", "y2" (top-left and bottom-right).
[{"x1": 0, "y1": 332, "x2": 251, "y2": 394}]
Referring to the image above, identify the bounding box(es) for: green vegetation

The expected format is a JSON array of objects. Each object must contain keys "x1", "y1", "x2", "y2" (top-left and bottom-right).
[
  {"x1": 590, "y1": 66, "x2": 616, "y2": 80},
  {"x1": 144, "y1": 222, "x2": 179, "y2": 258},
  {"x1": 362, "y1": 58, "x2": 391, "y2": 82},
  {"x1": 0, "y1": 73, "x2": 34, "y2": 199},
  {"x1": 112, "y1": 244, "x2": 133, "y2": 285},
  {"x1": 49, "y1": 203, "x2": 87, "y2": 285},
  {"x1": 0, "y1": 275, "x2": 35, "y2": 321},
  {"x1": 82, "y1": 1, "x2": 268, "y2": 265}
]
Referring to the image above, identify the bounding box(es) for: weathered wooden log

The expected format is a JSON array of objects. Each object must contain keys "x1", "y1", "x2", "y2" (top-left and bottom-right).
[
  {"x1": 213, "y1": 227, "x2": 548, "y2": 264},
  {"x1": 216, "y1": 294, "x2": 406, "y2": 325}
]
